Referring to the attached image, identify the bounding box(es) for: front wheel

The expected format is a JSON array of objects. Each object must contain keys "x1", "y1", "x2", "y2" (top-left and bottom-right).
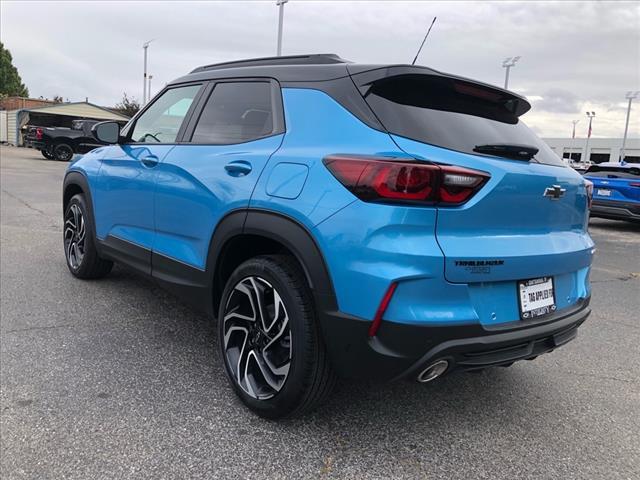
[
  {"x1": 64, "y1": 194, "x2": 113, "y2": 279},
  {"x1": 218, "y1": 255, "x2": 336, "y2": 419}
]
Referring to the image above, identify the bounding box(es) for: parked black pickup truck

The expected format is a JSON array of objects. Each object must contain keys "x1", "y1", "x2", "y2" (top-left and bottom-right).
[{"x1": 25, "y1": 119, "x2": 106, "y2": 161}]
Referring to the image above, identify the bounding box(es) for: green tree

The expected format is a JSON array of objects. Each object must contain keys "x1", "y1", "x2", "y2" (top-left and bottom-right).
[
  {"x1": 0, "y1": 42, "x2": 29, "y2": 97},
  {"x1": 113, "y1": 92, "x2": 140, "y2": 117}
]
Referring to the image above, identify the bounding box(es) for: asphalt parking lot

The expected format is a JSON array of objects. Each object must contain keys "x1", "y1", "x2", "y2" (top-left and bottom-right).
[{"x1": 1, "y1": 145, "x2": 639, "y2": 479}]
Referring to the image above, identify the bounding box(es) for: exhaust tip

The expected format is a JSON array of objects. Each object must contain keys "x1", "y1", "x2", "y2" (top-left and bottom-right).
[{"x1": 417, "y1": 359, "x2": 449, "y2": 383}]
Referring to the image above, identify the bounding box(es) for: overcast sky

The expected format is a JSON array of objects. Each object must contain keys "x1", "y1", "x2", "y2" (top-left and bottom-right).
[{"x1": 2, "y1": 0, "x2": 639, "y2": 138}]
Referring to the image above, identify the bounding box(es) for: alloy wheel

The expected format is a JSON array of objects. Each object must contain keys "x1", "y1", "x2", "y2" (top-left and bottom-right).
[
  {"x1": 222, "y1": 276, "x2": 292, "y2": 400},
  {"x1": 56, "y1": 145, "x2": 73, "y2": 161},
  {"x1": 64, "y1": 204, "x2": 86, "y2": 269}
]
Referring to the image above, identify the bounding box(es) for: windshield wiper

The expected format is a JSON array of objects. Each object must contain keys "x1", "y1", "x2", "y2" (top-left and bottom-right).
[{"x1": 473, "y1": 143, "x2": 538, "y2": 161}]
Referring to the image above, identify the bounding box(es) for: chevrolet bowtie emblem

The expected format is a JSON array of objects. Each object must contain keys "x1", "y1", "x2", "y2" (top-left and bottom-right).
[{"x1": 543, "y1": 185, "x2": 566, "y2": 199}]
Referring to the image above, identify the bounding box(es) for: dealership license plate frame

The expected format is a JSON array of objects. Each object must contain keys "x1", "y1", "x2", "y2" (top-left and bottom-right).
[{"x1": 517, "y1": 276, "x2": 557, "y2": 320}]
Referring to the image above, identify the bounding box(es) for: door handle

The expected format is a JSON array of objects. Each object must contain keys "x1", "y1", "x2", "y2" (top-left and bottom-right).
[
  {"x1": 140, "y1": 154, "x2": 159, "y2": 168},
  {"x1": 224, "y1": 160, "x2": 252, "y2": 177}
]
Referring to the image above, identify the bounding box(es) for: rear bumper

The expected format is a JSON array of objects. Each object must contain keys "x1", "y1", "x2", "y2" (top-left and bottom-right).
[
  {"x1": 590, "y1": 200, "x2": 640, "y2": 222},
  {"x1": 25, "y1": 140, "x2": 45, "y2": 150},
  {"x1": 321, "y1": 297, "x2": 591, "y2": 381}
]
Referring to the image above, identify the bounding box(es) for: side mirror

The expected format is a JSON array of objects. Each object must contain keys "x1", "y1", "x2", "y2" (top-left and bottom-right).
[{"x1": 92, "y1": 121, "x2": 120, "y2": 144}]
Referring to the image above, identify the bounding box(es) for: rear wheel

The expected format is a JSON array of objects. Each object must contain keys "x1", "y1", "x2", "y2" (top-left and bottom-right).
[
  {"x1": 64, "y1": 194, "x2": 113, "y2": 279},
  {"x1": 41, "y1": 149, "x2": 54, "y2": 160},
  {"x1": 54, "y1": 143, "x2": 74, "y2": 161},
  {"x1": 218, "y1": 255, "x2": 336, "y2": 419}
]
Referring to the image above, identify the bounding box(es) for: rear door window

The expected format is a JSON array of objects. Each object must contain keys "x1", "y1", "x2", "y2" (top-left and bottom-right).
[
  {"x1": 190, "y1": 82, "x2": 275, "y2": 144},
  {"x1": 360, "y1": 74, "x2": 563, "y2": 166}
]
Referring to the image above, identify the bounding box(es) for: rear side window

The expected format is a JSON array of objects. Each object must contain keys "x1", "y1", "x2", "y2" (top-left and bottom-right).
[
  {"x1": 361, "y1": 74, "x2": 564, "y2": 166},
  {"x1": 191, "y1": 82, "x2": 274, "y2": 144}
]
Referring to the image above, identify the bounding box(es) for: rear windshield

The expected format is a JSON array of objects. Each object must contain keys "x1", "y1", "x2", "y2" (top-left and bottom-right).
[
  {"x1": 362, "y1": 74, "x2": 564, "y2": 166},
  {"x1": 585, "y1": 166, "x2": 640, "y2": 179}
]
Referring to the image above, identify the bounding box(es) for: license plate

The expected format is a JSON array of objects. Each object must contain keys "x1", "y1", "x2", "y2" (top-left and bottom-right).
[
  {"x1": 518, "y1": 277, "x2": 556, "y2": 320},
  {"x1": 597, "y1": 188, "x2": 611, "y2": 196}
]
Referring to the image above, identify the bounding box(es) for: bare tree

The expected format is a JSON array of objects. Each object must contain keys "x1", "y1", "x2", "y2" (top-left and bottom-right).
[{"x1": 113, "y1": 93, "x2": 140, "y2": 117}]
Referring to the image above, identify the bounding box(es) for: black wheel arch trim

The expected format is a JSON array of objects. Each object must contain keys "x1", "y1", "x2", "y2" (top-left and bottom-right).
[
  {"x1": 207, "y1": 208, "x2": 339, "y2": 318},
  {"x1": 63, "y1": 171, "x2": 95, "y2": 230}
]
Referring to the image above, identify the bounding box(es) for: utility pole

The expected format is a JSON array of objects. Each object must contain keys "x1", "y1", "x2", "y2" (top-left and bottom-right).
[
  {"x1": 569, "y1": 119, "x2": 579, "y2": 163},
  {"x1": 584, "y1": 111, "x2": 596, "y2": 164},
  {"x1": 502, "y1": 56, "x2": 521, "y2": 90},
  {"x1": 142, "y1": 40, "x2": 154, "y2": 105},
  {"x1": 276, "y1": 0, "x2": 289, "y2": 56},
  {"x1": 620, "y1": 91, "x2": 639, "y2": 163}
]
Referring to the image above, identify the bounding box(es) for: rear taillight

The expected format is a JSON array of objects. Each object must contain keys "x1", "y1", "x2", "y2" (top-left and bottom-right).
[
  {"x1": 630, "y1": 182, "x2": 640, "y2": 187},
  {"x1": 323, "y1": 155, "x2": 489, "y2": 205},
  {"x1": 35, "y1": 128, "x2": 43, "y2": 140},
  {"x1": 584, "y1": 180, "x2": 593, "y2": 209}
]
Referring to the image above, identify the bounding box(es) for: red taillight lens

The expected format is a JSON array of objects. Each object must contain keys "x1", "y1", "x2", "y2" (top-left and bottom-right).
[
  {"x1": 584, "y1": 180, "x2": 593, "y2": 209},
  {"x1": 323, "y1": 155, "x2": 488, "y2": 205},
  {"x1": 36, "y1": 128, "x2": 43, "y2": 140},
  {"x1": 630, "y1": 182, "x2": 640, "y2": 187}
]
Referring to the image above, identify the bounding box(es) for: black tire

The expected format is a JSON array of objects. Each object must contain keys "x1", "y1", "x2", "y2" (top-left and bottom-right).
[
  {"x1": 63, "y1": 194, "x2": 113, "y2": 279},
  {"x1": 41, "y1": 149, "x2": 54, "y2": 160},
  {"x1": 218, "y1": 255, "x2": 336, "y2": 419},
  {"x1": 54, "y1": 143, "x2": 74, "y2": 161}
]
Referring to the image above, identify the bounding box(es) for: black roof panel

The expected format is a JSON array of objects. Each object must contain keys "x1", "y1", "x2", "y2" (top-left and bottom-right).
[{"x1": 167, "y1": 54, "x2": 530, "y2": 113}]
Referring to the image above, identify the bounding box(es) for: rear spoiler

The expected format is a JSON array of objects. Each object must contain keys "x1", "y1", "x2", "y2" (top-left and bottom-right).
[{"x1": 347, "y1": 64, "x2": 531, "y2": 117}]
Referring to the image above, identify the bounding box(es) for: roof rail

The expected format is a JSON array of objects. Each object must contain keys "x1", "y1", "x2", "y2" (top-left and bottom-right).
[{"x1": 190, "y1": 53, "x2": 350, "y2": 73}]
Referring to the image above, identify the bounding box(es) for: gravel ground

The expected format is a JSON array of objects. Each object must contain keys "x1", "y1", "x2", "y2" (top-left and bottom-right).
[{"x1": 1, "y1": 145, "x2": 639, "y2": 479}]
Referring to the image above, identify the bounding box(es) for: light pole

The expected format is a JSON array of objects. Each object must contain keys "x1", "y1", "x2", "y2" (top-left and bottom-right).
[
  {"x1": 584, "y1": 111, "x2": 596, "y2": 164},
  {"x1": 620, "y1": 91, "x2": 639, "y2": 163},
  {"x1": 142, "y1": 39, "x2": 154, "y2": 105},
  {"x1": 148, "y1": 75, "x2": 154, "y2": 100},
  {"x1": 276, "y1": 0, "x2": 288, "y2": 56},
  {"x1": 502, "y1": 56, "x2": 521, "y2": 90},
  {"x1": 569, "y1": 119, "x2": 580, "y2": 163}
]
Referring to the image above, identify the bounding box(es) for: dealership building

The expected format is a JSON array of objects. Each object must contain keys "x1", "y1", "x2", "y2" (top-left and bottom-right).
[{"x1": 543, "y1": 137, "x2": 640, "y2": 164}]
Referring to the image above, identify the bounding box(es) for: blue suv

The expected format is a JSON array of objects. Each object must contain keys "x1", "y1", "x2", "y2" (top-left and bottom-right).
[
  {"x1": 583, "y1": 162, "x2": 640, "y2": 222},
  {"x1": 62, "y1": 54, "x2": 594, "y2": 418}
]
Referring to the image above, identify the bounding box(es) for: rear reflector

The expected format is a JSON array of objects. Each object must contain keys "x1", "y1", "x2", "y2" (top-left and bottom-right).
[
  {"x1": 368, "y1": 282, "x2": 397, "y2": 337},
  {"x1": 323, "y1": 155, "x2": 489, "y2": 205}
]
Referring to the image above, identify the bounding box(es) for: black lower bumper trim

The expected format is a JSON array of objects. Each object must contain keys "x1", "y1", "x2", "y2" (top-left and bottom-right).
[
  {"x1": 591, "y1": 200, "x2": 640, "y2": 222},
  {"x1": 319, "y1": 298, "x2": 591, "y2": 382}
]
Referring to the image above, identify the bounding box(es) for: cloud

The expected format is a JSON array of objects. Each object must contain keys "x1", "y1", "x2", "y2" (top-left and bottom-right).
[
  {"x1": 533, "y1": 89, "x2": 581, "y2": 114},
  {"x1": 1, "y1": 0, "x2": 638, "y2": 138}
]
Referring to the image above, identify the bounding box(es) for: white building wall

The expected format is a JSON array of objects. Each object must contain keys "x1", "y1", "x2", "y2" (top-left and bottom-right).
[
  {"x1": 0, "y1": 111, "x2": 7, "y2": 143},
  {"x1": 7, "y1": 110, "x2": 18, "y2": 145},
  {"x1": 543, "y1": 137, "x2": 640, "y2": 163}
]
